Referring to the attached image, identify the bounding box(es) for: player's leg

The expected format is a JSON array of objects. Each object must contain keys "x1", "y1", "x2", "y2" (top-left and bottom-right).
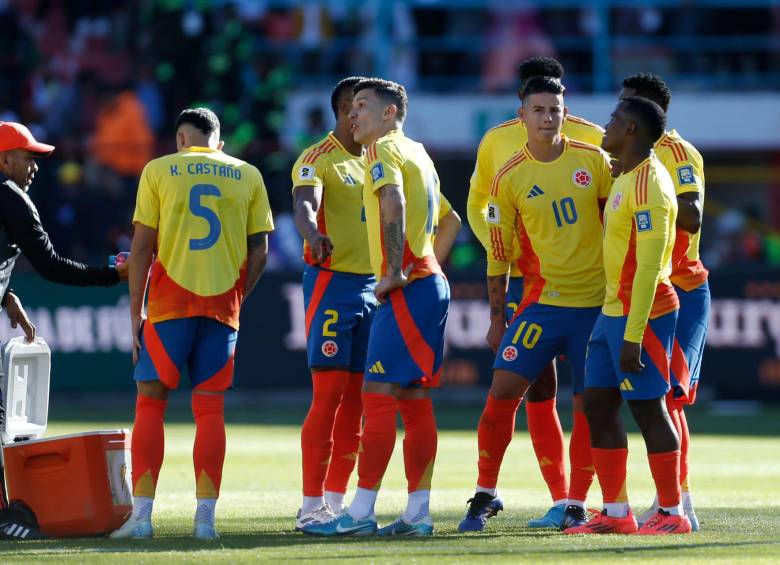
[
  {"x1": 186, "y1": 318, "x2": 239, "y2": 540},
  {"x1": 461, "y1": 303, "x2": 561, "y2": 532},
  {"x1": 565, "y1": 314, "x2": 637, "y2": 535},
  {"x1": 298, "y1": 267, "x2": 362, "y2": 525},
  {"x1": 112, "y1": 319, "x2": 194, "y2": 539},
  {"x1": 323, "y1": 287, "x2": 377, "y2": 513}
]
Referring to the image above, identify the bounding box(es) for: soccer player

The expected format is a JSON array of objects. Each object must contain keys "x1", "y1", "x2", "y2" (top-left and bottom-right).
[
  {"x1": 565, "y1": 97, "x2": 691, "y2": 535},
  {"x1": 465, "y1": 57, "x2": 604, "y2": 530},
  {"x1": 620, "y1": 73, "x2": 708, "y2": 531},
  {"x1": 112, "y1": 108, "x2": 274, "y2": 540},
  {"x1": 459, "y1": 76, "x2": 612, "y2": 533},
  {"x1": 302, "y1": 78, "x2": 451, "y2": 537}
]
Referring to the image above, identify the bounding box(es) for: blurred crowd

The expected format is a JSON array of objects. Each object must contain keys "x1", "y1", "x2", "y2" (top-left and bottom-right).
[{"x1": 0, "y1": 0, "x2": 778, "y2": 272}]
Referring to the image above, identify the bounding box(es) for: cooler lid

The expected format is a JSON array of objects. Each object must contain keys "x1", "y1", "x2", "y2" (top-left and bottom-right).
[
  {"x1": 1, "y1": 337, "x2": 51, "y2": 443},
  {"x1": 2, "y1": 429, "x2": 130, "y2": 448}
]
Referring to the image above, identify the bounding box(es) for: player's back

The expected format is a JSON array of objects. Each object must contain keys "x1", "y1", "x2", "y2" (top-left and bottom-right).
[
  {"x1": 134, "y1": 146, "x2": 274, "y2": 328},
  {"x1": 364, "y1": 130, "x2": 442, "y2": 281},
  {"x1": 292, "y1": 133, "x2": 371, "y2": 275},
  {"x1": 654, "y1": 130, "x2": 708, "y2": 291},
  {"x1": 488, "y1": 137, "x2": 612, "y2": 308},
  {"x1": 602, "y1": 154, "x2": 678, "y2": 319}
]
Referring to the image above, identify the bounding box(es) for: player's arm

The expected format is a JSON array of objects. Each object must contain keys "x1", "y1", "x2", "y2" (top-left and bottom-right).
[
  {"x1": 434, "y1": 194, "x2": 461, "y2": 265},
  {"x1": 622, "y1": 204, "x2": 674, "y2": 372},
  {"x1": 244, "y1": 231, "x2": 269, "y2": 299},
  {"x1": 374, "y1": 183, "x2": 407, "y2": 302},
  {"x1": 466, "y1": 137, "x2": 494, "y2": 252},
  {"x1": 484, "y1": 184, "x2": 515, "y2": 352},
  {"x1": 128, "y1": 222, "x2": 157, "y2": 365},
  {"x1": 676, "y1": 192, "x2": 701, "y2": 234},
  {"x1": 292, "y1": 185, "x2": 332, "y2": 263}
]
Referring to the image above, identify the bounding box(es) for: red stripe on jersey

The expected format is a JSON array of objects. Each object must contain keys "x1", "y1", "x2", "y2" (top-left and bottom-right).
[
  {"x1": 143, "y1": 321, "x2": 181, "y2": 389},
  {"x1": 489, "y1": 118, "x2": 520, "y2": 132},
  {"x1": 491, "y1": 227, "x2": 507, "y2": 261},
  {"x1": 643, "y1": 325, "x2": 671, "y2": 385},
  {"x1": 566, "y1": 114, "x2": 597, "y2": 127},
  {"x1": 367, "y1": 143, "x2": 377, "y2": 162},
  {"x1": 569, "y1": 140, "x2": 601, "y2": 152},
  {"x1": 635, "y1": 164, "x2": 649, "y2": 205},
  {"x1": 489, "y1": 153, "x2": 526, "y2": 196},
  {"x1": 670, "y1": 338, "x2": 691, "y2": 400},
  {"x1": 390, "y1": 288, "x2": 437, "y2": 385},
  {"x1": 304, "y1": 140, "x2": 334, "y2": 164},
  {"x1": 304, "y1": 269, "x2": 334, "y2": 338},
  {"x1": 511, "y1": 216, "x2": 545, "y2": 320},
  {"x1": 650, "y1": 282, "x2": 680, "y2": 318},
  {"x1": 618, "y1": 225, "x2": 637, "y2": 315}
]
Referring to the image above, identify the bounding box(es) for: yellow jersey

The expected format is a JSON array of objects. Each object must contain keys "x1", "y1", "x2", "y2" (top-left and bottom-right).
[
  {"x1": 602, "y1": 154, "x2": 679, "y2": 343},
  {"x1": 364, "y1": 129, "x2": 443, "y2": 282},
  {"x1": 133, "y1": 146, "x2": 274, "y2": 330},
  {"x1": 486, "y1": 137, "x2": 613, "y2": 309},
  {"x1": 291, "y1": 132, "x2": 371, "y2": 275},
  {"x1": 468, "y1": 114, "x2": 605, "y2": 277},
  {"x1": 654, "y1": 130, "x2": 708, "y2": 291}
]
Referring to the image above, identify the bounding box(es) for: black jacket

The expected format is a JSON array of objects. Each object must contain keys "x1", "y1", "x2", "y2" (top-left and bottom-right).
[{"x1": 0, "y1": 175, "x2": 119, "y2": 305}]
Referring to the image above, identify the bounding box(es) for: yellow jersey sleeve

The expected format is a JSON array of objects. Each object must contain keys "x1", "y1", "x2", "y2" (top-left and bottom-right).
[
  {"x1": 291, "y1": 144, "x2": 327, "y2": 192},
  {"x1": 133, "y1": 162, "x2": 160, "y2": 229},
  {"x1": 656, "y1": 134, "x2": 704, "y2": 197},
  {"x1": 367, "y1": 140, "x2": 404, "y2": 193},
  {"x1": 562, "y1": 115, "x2": 605, "y2": 147},
  {"x1": 439, "y1": 193, "x2": 452, "y2": 218},
  {"x1": 485, "y1": 169, "x2": 516, "y2": 277},
  {"x1": 467, "y1": 133, "x2": 497, "y2": 251},
  {"x1": 248, "y1": 167, "x2": 275, "y2": 235}
]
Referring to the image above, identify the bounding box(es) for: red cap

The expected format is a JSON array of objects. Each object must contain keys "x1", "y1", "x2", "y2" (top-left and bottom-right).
[{"x1": 0, "y1": 122, "x2": 55, "y2": 155}]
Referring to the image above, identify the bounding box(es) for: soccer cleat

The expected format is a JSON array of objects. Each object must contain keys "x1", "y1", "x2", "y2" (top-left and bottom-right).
[
  {"x1": 636, "y1": 509, "x2": 692, "y2": 535},
  {"x1": 377, "y1": 515, "x2": 434, "y2": 537},
  {"x1": 457, "y1": 493, "x2": 504, "y2": 532},
  {"x1": 683, "y1": 494, "x2": 700, "y2": 532},
  {"x1": 193, "y1": 521, "x2": 220, "y2": 540},
  {"x1": 561, "y1": 505, "x2": 589, "y2": 530},
  {"x1": 110, "y1": 515, "x2": 154, "y2": 539},
  {"x1": 527, "y1": 503, "x2": 566, "y2": 529},
  {"x1": 295, "y1": 503, "x2": 336, "y2": 531},
  {"x1": 637, "y1": 501, "x2": 660, "y2": 527},
  {"x1": 564, "y1": 509, "x2": 638, "y2": 535},
  {"x1": 300, "y1": 511, "x2": 377, "y2": 536}
]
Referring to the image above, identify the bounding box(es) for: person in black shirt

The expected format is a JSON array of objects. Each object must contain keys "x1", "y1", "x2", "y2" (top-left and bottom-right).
[{"x1": 0, "y1": 121, "x2": 127, "y2": 539}]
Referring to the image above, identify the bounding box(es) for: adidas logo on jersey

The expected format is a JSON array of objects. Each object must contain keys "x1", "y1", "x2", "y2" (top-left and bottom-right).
[
  {"x1": 368, "y1": 361, "x2": 386, "y2": 374},
  {"x1": 527, "y1": 185, "x2": 545, "y2": 198},
  {"x1": 343, "y1": 174, "x2": 358, "y2": 185},
  {"x1": 619, "y1": 378, "x2": 634, "y2": 391}
]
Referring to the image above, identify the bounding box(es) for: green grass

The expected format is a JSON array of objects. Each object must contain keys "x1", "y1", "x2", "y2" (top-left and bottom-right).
[{"x1": 3, "y1": 402, "x2": 780, "y2": 563}]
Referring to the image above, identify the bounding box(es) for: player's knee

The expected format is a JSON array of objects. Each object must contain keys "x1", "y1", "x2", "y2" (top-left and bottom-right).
[
  {"x1": 137, "y1": 380, "x2": 170, "y2": 400},
  {"x1": 526, "y1": 372, "x2": 557, "y2": 402},
  {"x1": 489, "y1": 369, "x2": 528, "y2": 400}
]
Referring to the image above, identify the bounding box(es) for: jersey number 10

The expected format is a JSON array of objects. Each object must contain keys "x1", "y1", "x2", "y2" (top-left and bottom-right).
[{"x1": 552, "y1": 197, "x2": 578, "y2": 227}]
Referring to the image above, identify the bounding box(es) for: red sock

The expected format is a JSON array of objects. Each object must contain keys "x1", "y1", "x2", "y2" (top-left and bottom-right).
[
  {"x1": 192, "y1": 394, "x2": 226, "y2": 498},
  {"x1": 132, "y1": 394, "x2": 167, "y2": 497},
  {"x1": 476, "y1": 395, "x2": 522, "y2": 489},
  {"x1": 526, "y1": 398, "x2": 568, "y2": 502},
  {"x1": 648, "y1": 450, "x2": 681, "y2": 508},
  {"x1": 356, "y1": 393, "x2": 398, "y2": 490},
  {"x1": 678, "y1": 408, "x2": 690, "y2": 491},
  {"x1": 568, "y1": 409, "x2": 594, "y2": 503},
  {"x1": 323, "y1": 372, "x2": 363, "y2": 494},
  {"x1": 301, "y1": 370, "x2": 349, "y2": 496},
  {"x1": 399, "y1": 398, "x2": 437, "y2": 492},
  {"x1": 592, "y1": 448, "x2": 628, "y2": 504}
]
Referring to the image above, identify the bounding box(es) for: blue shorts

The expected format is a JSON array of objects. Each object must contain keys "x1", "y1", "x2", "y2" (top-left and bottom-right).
[
  {"x1": 365, "y1": 274, "x2": 450, "y2": 387},
  {"x1": 505, "y1": 276, "x2": 524, "y2": 321},
  {"x1": 585, "y1": 311, "x2": 678, "y2": 400},
  {"x1": 493, "y1": 303, "x2": 600, "y2": 394},
  {"x1": 671, "y1": 281, "x2": 710, "y2": 404},
  {"x1": 303, "y1": 265, "x2": 377, "y2": 372},
  {"x1": 135, "y1": 317, "x2": 237, "y2": 391}
]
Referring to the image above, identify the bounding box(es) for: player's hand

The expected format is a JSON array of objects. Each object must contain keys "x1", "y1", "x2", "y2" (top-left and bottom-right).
[
  {"x1": 620, "y1": 340, "x2": 644, "y2": 373},
  {"x1": 115, "y1": 260, "x2": 129, "y2": 281},
  {"x1": 309, "y1": 232, "x2": 334, "y2": 263},
  {"x1": 5, "y1": 292, "x2": 35, "y2": 342},
  {"x1": 131, "y1": 312, "x2": 146, "y2": 365},
  {"x1": 374, "y1": 265, "x2": 413, "y2": 303},
  {"x1": 486, "y1": 318, "x2": 507, "y2": 353}
]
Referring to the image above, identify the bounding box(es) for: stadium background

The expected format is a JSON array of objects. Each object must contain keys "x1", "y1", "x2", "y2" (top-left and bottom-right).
[{"x1": 1, "y1": 0, "x2": 779, "y2": 404}]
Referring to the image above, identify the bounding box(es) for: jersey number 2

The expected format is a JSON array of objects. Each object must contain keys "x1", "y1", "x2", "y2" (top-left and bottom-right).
[{"x1": 189, "y1": 184, "x2": 222, "y2": 250}]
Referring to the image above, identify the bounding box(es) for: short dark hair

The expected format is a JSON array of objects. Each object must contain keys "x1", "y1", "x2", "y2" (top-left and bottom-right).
[
  {"x1": 519, "y1": 76, "x2": 566, "y2": 102},
  {"x1": 353, "y1": 78, "x2": 408, "y2": 122},
  {"x1": 330, "y1": 76, "x2": 364, "y2": 119},
  {"x1": 622, "y1": 73, "x2": 671, "y2": 113},
  {"x1": 621, "y1": 96, "x2": 666, "y2": 143},
  {"x1": 517, "y1": 56, "x2": 564, "y2": 82},
  {"x1": 175, "y1": 107, "x2": 220, "y2": 136}
]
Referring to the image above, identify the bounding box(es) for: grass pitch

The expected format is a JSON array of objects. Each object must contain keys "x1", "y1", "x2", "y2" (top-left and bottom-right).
[{"x1": 2, "y1": 399, "x2": 779, "y2": 564}]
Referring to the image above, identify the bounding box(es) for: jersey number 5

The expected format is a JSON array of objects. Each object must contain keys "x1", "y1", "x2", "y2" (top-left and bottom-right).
[{"x1": 189, "y1": 184, "x2": 222, "y2": 250}]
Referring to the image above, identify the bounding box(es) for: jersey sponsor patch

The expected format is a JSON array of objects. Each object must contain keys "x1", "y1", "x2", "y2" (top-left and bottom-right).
[
  {"x1": 298, "y1": 165, "x2": 316, "y2": 181},
  {"x1": 572, "y1": 168, "x2": 592, "y2": 188},
  {"x1": 486, "y1": 203, "x2": 500, "y2": 224},
  {"x1": 371, "y1": 162, "x2": 385, "y2": 182},
  {"x1": 635, "y1": 210, "x2": 653, "y2": 232},
  {"x1": 677, "y1": 165, "x2": 695, "y2": 186}
]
